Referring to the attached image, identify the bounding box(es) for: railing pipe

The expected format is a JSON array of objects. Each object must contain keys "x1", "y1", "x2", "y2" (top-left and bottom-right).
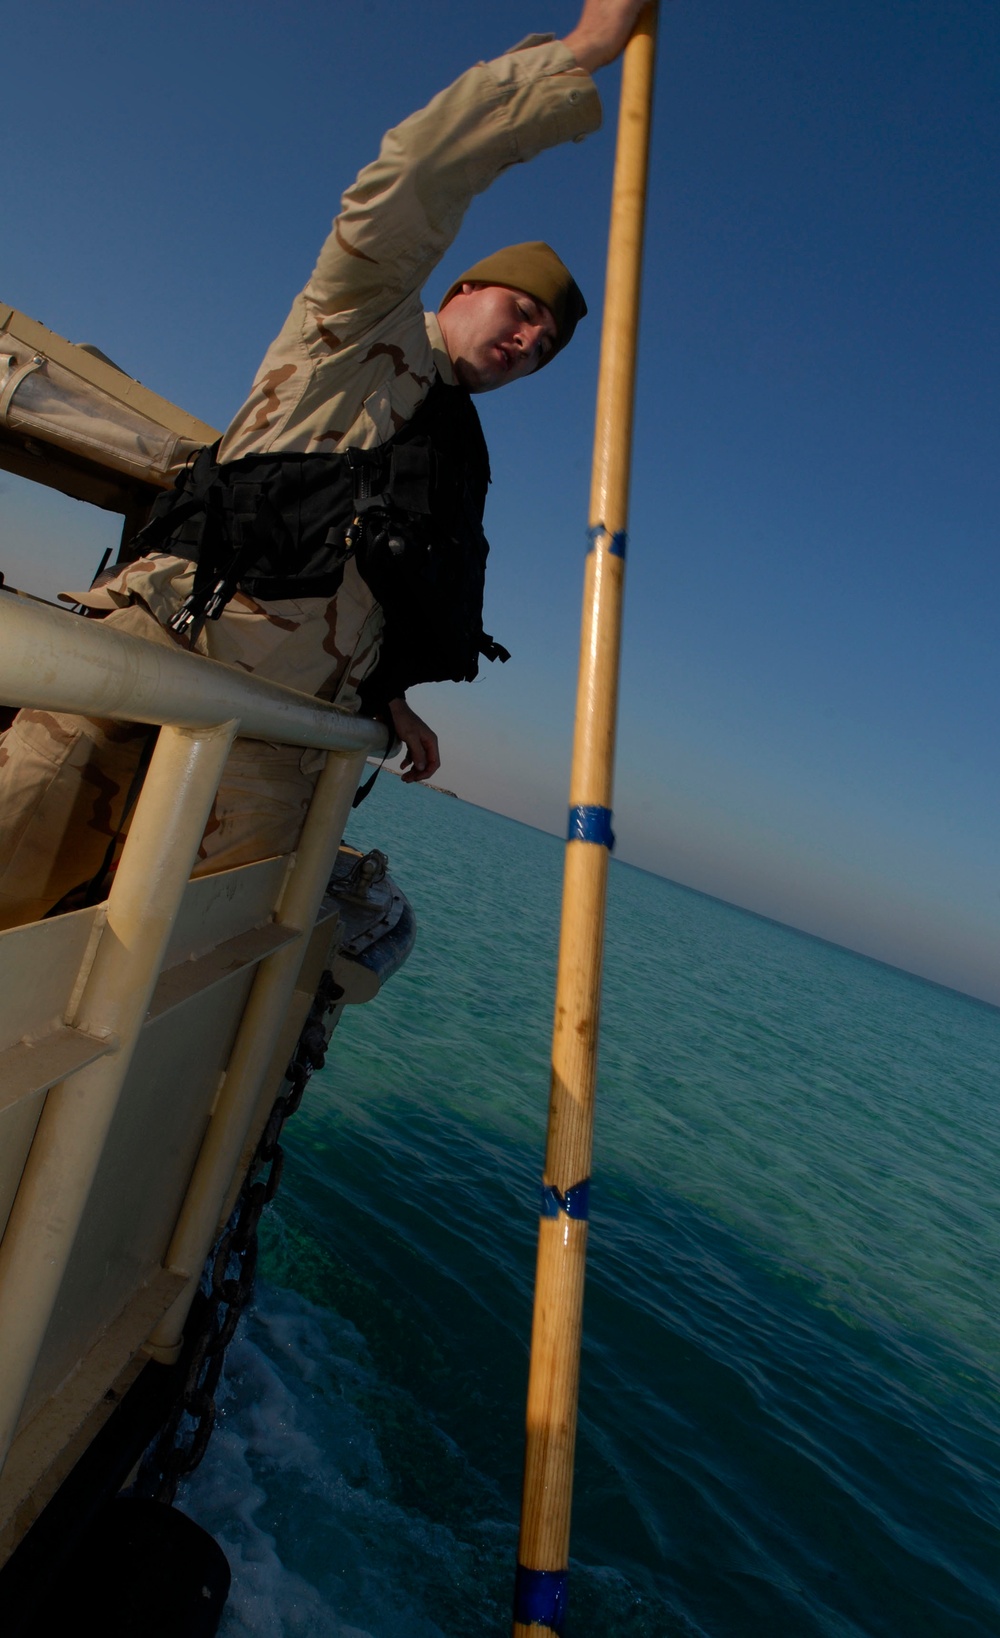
[
  {"x1": 146, "y1": 743, "x2": 371, "y2": 1359},
  {"x1": 513, "y1": 9, "x2": 658, "y2": 1636},
  {"x1": 0, "y1": 594, "x2": 386, "y2": 756},
  {"x1": 0, "y1": 720, "x2": 238, "y2": 1467}
]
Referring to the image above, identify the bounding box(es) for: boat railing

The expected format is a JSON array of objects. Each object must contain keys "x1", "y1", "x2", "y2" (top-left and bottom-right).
[{"x1": 0, "y1": 591, "x2": 387, "y2": 1549}]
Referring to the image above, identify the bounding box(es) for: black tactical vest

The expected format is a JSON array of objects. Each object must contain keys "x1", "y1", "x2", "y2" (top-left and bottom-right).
[{"x1": 133, "y1": 378, "x2": 508, "y2": 709}]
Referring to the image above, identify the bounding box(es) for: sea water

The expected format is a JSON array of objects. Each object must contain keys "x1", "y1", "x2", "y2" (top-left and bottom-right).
[{"x1": 180, "y1": 775, "x2": 1000, "y2": 1637}]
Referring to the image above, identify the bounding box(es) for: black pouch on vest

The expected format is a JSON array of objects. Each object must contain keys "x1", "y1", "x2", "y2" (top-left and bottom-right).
[{"x1": 129, "y1": 379, "x2": 508, "y2": 690}]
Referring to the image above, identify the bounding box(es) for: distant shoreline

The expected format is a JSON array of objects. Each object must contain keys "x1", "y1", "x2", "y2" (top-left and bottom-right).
[{"x1": 365, "y1": 758, "x2": 457, "y2": 799}]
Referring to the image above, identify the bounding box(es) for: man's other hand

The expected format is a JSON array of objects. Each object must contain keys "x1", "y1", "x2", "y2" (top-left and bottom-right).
[
  {"x1": 563, "y1": 0, "x2": 651, "y2": 73},
  {"x1": 388, "y1": 697, "x2": 441, "y2": 784}
]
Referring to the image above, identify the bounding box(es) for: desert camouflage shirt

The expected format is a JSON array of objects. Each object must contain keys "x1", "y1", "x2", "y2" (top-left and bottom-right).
[{"x1": 96, "y1": 36, "x2": 601, "y2": 711}]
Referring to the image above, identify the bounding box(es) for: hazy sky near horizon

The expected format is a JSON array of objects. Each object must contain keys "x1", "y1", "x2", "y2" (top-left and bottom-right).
[{"x1": 3, "y1": 0, "x2": 999, "y2": 1003}]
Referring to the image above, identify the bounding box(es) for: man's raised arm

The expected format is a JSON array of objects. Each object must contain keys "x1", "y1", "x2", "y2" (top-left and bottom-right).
[{"x1": 304, "y1": 1, "x2": 648, "y2": 336}]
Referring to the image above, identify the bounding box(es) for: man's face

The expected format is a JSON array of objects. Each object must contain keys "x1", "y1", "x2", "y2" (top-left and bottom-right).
[{"x1": 438, "y1": 284, "x2": 558, "y2": 392}]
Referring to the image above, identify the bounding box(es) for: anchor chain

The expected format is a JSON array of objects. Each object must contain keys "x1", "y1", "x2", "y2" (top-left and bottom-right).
[{"x1": 135, "y1": 966, "x2": 343, "y2": 1503}]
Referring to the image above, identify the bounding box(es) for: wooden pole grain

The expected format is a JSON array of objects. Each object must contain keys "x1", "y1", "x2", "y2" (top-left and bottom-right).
[{"x1": 513, "y1": 10, "x2": 658, "y2": 1636}]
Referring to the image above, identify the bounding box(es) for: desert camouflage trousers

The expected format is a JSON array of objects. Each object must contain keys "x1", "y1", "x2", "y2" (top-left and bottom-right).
[{"x1": 0, "y1": 562, "x2": 383, "y2": 931}]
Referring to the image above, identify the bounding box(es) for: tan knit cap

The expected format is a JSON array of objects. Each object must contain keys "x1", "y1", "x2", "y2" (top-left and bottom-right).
[{"x1": 439, "y1": 241, "x2": 587, "y2": 366}]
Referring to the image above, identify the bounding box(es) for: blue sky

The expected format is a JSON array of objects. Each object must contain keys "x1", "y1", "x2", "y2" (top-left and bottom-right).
[{"x1": 3, "y1": 0, "x2": 999, "y2": 1002}]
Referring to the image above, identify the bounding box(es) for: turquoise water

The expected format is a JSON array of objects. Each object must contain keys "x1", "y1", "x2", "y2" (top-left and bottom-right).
[{"x1": 182, "y1": 774, "x2": 1000, "y2": 1636}]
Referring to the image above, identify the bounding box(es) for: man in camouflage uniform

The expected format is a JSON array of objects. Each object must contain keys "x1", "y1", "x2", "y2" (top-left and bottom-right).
[{"x1": 0, "y1": 0, "x2": 644, "y2": 929}]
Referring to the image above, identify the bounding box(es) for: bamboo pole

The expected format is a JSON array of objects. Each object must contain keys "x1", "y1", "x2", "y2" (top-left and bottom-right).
[{"x1": 513, "y1": 10, "x2": 658, "y2": 1635}]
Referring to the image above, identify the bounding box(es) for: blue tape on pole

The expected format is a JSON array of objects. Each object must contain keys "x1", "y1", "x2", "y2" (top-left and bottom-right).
[
  {"x1": 567, "y1": 805, "x2": 615, "y2": 850},
  {"x1": 514, "y1": 1564, "x2": 568, "y2": 1634},
  {"x1": 540, "y1": 1179, "x2": 591, "y2": 1221},
  {"x1": 586, "y1": 524, "x2": 628, "y2": 559}
]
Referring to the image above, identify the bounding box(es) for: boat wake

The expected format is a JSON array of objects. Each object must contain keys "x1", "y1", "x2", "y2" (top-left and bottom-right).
[{"x1": 179, "y1": 1286, "x2": 457, "y2": 1637}]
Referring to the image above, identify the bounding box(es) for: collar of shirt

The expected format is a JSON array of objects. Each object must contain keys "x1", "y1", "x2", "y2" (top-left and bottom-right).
[{"x1": 424, "y1": 310, "x2": 456, "y2": 385}]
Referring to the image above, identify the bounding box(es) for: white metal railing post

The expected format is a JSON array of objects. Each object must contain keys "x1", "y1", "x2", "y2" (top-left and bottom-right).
[{"x1": 146, "y1": 743, "x2": 371, "y2": 1358}]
